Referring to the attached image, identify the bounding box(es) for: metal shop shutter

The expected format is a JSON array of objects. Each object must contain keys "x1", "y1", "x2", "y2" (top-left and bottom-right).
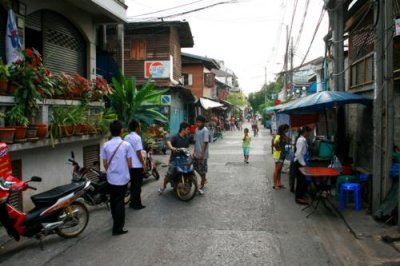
[
  {"x1": 9, "y1": 160, "x2": 23, "y2": 211},
  {"x1": 83, "y1": 145, "x2": 100, "y2": 181},
  {"x1": 42, "y1": 11, "x2": 86, "y2": 76}
]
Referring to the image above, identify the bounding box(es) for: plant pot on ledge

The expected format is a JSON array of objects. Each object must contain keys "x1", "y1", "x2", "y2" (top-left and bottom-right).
[
  {"x1": 60, "y1": 125, "x2": 74, "y2": 137},
  {"x1": 0, "y1": 80, "x2": 8, "y2": 95},
  {"x1": 0, "y1": 128, "x2": 15, "y2": 144},
  {"x1": 11, "y1": 126, "x2": 27, "y2": 141},
  {"x1": 27, "y1": 127, "x2": 38, "y2": 141},
  {"x1": 33, "y1": 124, "x2": 48, "y2": 139}
]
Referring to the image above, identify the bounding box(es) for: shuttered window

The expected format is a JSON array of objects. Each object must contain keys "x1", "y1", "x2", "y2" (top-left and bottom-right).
[
  {"x1": 130, "y1": 40, "x2": 146, "y2": 60},
  {"x1": 83, "y1": 145, "x2": 100, "y2": 181},
  {"x1": 9, "y1": 160, "x2": 23, "y2": 211}
]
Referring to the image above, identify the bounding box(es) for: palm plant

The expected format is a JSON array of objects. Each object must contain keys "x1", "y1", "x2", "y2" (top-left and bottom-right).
[{"x1": 109, "y1": 74, "x2": 168, "y2": 127}]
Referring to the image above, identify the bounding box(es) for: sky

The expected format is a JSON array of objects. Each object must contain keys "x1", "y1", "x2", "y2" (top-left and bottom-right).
[{"x1": 125, "y1": 0, "x2": 329, "y2": 95}]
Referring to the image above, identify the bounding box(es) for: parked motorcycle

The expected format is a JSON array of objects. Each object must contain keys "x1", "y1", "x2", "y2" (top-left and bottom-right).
[
  {"x1": 169, "y1": 148, "x2": 198, "y2": 201},
  {"x1": 142, "y1": 146, "x2": 160, "y2": 180},
  {"x1": 0, "y1": 158, "x2": 91, "y2": 243},
  {"x1": 68, "y1": 152, "x2": 130, "y2": 207}
]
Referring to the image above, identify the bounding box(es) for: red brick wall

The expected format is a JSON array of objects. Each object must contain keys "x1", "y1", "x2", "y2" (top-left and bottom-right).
[{"x1": 182, "y1": 64, "x2": 204, "y2": 97}]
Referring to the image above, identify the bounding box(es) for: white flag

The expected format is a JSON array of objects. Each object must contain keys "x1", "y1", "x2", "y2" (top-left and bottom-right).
[{"x1": 5, "y1": 9, "x2": 22, "y2": 64}]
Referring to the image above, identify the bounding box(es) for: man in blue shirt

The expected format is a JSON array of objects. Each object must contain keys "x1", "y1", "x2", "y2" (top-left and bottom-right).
[
  {"x1": 101, "y1": 120, "x2": 134, "y2": 235},
  {"x1": 193, "y1": 115, "x2": 210, "y2": 195}
]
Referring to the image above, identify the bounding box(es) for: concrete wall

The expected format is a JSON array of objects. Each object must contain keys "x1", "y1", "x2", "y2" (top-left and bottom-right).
[
  {"x1": 27, "y1": 0, "x2": 97, "y2": 79},
  {"x1": 10, "y1": 139, "x2": 104, "y2": 211}
]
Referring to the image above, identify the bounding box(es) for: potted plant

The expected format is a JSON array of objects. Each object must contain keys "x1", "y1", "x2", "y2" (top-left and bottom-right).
[
  {"x1": 0, "y1": 59, "x2": 10, "y2": 94},
  {"x1": 55, "y1": 72, "x2": 73, "y2": 99},
  {"x1": 72, "y1": 74, "x2": 92, "y2": 100},
  {"x1": 92, "y1": 76, "x2": 112, "y2": 101},
  {"x1": 6, "y1": 105, "x2": 29, "y2": 141},
  {"x1": 0, "y1": 112, "x2": 15, "y2": 144},
  {"x1": 32, "y1": 123, "x2": 49, "y2": 139}
]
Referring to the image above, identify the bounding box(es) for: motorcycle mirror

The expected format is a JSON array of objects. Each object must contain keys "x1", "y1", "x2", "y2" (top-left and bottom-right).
[
  {"x1": 71, "y1": 151, "x2": 75, "y2": 159},
  {"x1": 30, "y1": 176, "x2": 42, "y2": 182}
]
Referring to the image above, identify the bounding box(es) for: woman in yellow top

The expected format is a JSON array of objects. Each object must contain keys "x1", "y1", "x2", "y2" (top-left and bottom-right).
[
  {"x1": 242, "y1": 128, "x2": 251, "y2": 164},
  {"x1": 273, "y1": 124, "x2": 290, "y2": 189}
]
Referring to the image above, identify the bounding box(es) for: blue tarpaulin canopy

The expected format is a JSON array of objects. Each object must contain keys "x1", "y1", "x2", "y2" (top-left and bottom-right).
[
  {"x1": 264, "y1": 105, "x2": 283, "y2": 113},
  {"x1": 278, "y1": 91, "x2": 372, "y2": 114}
]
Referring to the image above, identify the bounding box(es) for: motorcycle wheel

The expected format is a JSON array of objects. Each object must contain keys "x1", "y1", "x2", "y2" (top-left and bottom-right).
[
  {"x1": 124, "y1": 182, "x2": 131, "y2": 205},
  {"x1": 152, "y1": 168, "x2": 160, "y2": 180},
  {"x1": 56, "y1": 201, "x2": 89, "y2": 239},
  {"x1": 174, "y1": 175, "x2": 198, "y2": 202}
]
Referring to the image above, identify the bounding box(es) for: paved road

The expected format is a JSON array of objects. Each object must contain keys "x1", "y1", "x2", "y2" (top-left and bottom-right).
[{"x1": 0, "y1": 125, "x2": 334, "y2": 266}]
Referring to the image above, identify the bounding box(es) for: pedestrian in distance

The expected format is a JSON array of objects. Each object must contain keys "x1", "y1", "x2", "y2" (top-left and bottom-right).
[
  {"x1": 158, "y1": 122, "x2": 191, "y2": 194},
  {"x1": 294, "y1": 126, "x2": 312, "y2": 205},
  {"x1": 272, "y1": 124, "x2": 290, "y2": 190},
  {"x1": 230, "y1": 115, "x2": 235, "y2": 131},
  {"x1": 242, "y1": 128, "x2": 251, "y2": 164},
  {"x1": 124, "y1": 119, "x2": 147, "y2": 210},
  {"x1": 193, "y1": 115, "x2": 210, "y2": 195},
  {"x1": 100, "y1": 120, "x2": 134, "y2": 236}
]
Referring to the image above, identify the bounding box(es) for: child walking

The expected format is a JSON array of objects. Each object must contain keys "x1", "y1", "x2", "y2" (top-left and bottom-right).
[{"x1": 242, "y1": 128, "x2": 251, "y2": 163}]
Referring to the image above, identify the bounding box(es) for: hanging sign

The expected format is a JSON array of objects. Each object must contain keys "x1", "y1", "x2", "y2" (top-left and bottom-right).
[
  {"x1": 161, "y1": 95, "x2": 171, "y2": 106},
  {"x1": 145, "y1": 61, "x2": 170, "y2": 78},
  {"x1": 5, "y1": 9, "x2": 22, "y2": 64}
]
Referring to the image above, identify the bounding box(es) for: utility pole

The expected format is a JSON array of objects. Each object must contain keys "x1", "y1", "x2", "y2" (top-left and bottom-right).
[
  {"x1": 283, "y1": 25, "x2": 289, "y2": 99},
  {"x1": 264, "y1": 66, "x2": 267, "y2": 103},
  {"x1": 290, "y1": 37, "x2": 294, "y2": 97}
]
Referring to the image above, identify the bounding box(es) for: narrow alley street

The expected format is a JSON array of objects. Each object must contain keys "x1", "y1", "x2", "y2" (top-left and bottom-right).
[{"x1": 1, "y1": 125, "x2": 398, "y2": 266}]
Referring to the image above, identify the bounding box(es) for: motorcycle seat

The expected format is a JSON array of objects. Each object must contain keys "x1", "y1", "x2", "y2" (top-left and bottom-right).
[{"x1": 31, "y1": 182, "x2": 85, "y2": 208}]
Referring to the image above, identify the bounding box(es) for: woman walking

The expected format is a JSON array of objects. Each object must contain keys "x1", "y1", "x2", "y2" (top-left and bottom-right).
[
  {"x1": 242, "y1": 128, "x2": 251, "y2": 163},
  {"x1": 272, "y1": 124, "x2": 290, "y2": 189}
]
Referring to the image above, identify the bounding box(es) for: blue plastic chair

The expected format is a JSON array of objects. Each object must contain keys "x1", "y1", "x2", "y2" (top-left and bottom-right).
[
  {"x1": 358, "y1": 173, "x2": 369, "y2": 182},
  {"x1": 340, "y1": 183, "x2": 362, "y2": 211}
]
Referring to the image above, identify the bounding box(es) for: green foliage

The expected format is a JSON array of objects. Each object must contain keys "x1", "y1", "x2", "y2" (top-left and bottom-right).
[
  {"x1": 248, "y1": 80, "x2": 282, "y2": 113},
  {"x1": 109, "y1": 74, "x2": 168, "y2": 127},
  {"x1": 6, "y1": 105, "x2": 29, "y2": 126},
  {"x1": 0, "y1": 59, "x2": 9, "y2": 80},
  {"x1": 227, "y1": 92, "x2": 247, "y2": 107}
]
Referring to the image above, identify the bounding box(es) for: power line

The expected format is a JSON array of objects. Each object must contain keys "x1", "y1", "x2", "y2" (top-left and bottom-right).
[
  {"x1": 128, "y1": 0, "x2": 207, "y2": 18},
  {"x1": 299, "y1": 7, "x2": 325, "y2": 66},
  {"x1": 294, "y1": 0, "x2": 310, "y2": 51}
]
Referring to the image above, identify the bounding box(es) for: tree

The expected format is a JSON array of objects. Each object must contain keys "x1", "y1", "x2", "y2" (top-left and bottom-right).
[
  {"x1": 227, "y1": 92, "x2": 247, "y2": 107},
  {"x1": 248, "y1": 80, "x2": 282, "y2": 113},
  {"x1": 109, "y1": 74, "x2": 168, "y2": 127}
]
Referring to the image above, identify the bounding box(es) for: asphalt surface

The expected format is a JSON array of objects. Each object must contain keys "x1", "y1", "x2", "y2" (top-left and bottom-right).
[{"x1": 0, "y1": 124, "x2": 335, "y2": 266}]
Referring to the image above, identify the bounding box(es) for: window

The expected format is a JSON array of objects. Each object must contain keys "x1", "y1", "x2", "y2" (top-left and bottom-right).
[
  {"x1": 182, "y1": 73, "x2": 193, "y2": 86},
  {"x1": 204, "y1": 73, "x2": 215, "y2": 88},
  {"x1": 130, "y1": 40, "x2": 146, "y2": 60},
  {"x1": 349, "y1": 53, "x2": 374, "y2": 89}
]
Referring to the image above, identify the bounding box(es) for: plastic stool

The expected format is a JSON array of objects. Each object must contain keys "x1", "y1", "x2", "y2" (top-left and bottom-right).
[
  {"x1": 358, "y1": 173, "x2": 369, "y2": 182},
  {"x1": 335, "y1": 175, "x2": 358, "y2": 200},
  {"x1": 340, "y1": 183, "x2": 362, "y2": 211}
]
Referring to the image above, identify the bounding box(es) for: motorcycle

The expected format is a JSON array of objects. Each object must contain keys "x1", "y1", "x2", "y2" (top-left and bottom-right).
[
  {"x1": 169, "y1": 148, "x2": 198, "y2": 201},
  {"x1": 0, "y1": 145, "x2": 91, "y2": 243},
  {"x1": 142, "y1": 146, "x2": 160, "y2": 180},
  {"x1": 68, "y1": 152, "x2": 131, "y2": 207}
]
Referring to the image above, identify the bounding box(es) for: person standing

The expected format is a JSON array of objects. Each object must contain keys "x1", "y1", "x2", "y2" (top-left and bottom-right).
[
  {"x1": 229, "y1": 115, "x2": 235, "y2": 131},
  {"x1": 272, "y1": 124, "x2": 290, "y2": 189},
  {"x1": 193, "y1": 115, "x2": 210, "y2": 195},
  {"x1": 158, "y1": 122, "x2": 191, "y2": 194},
  {"x1": 125, "y1": 119, "x2": 146, "y2": 210},
  {"x1": 294, "y1": 126, "x2": 312, "y2": 204},
  {"x1": 101, "y1": 120, "x2": 134, "y2": 236},
  {"x1": 242, "y1": 128, "x2": 251, "y2": 163}
]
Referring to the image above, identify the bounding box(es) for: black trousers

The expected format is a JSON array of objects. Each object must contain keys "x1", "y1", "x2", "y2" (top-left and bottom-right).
[
  {"x1": 289, "y1": 161, "x2": 296, "y2": 193},
  {"x1": 130, "y1": 168, "x2": 144, "y2": 208},
  {"x1": 294, "y1": 161, "x2": 308, "y2": 200},
  {"x1": 109, "y1": 184, "x2": 127, "y2": 232}
]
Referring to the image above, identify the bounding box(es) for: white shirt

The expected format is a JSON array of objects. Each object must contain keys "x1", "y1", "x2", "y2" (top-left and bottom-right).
[
  {"x1": 294, "y1": 135, "x2": 308, "y2": 166},
  {"x1": 100, "y1": 137, "x2": 134, "y2": 186},
  {"x1": 124, "y1": 132, "x2": 144, "y2": 168}
]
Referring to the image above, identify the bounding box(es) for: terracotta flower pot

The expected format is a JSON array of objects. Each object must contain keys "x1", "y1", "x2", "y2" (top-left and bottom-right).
[
  {"x1": 11, "y1": 126, "x2": 27, "y2": 140},
  {"x1": 79, "y1": 124, "x2": 89, "y2": 135},
  {"x1": 73, "y1": 124, "x2": 82, "y2": 135},
  {"x1": 0, "y1": 128, "x2": 15, "y2": 144},
  {"x1": 7, "y1": 84, "x2": 17, "y2": 94},
  {"x1": 33, "y1": 124, "x2": 48, "y2": 139},
  {"x1": 0, "y1": 79, "x2": 8, "y2": 95},
  {"x1": 60, "y1": 125, "x2": 74, "y2": 137}
]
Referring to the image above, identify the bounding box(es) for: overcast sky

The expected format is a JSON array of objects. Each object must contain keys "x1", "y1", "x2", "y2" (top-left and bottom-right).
[{"x1": 126, "y1": 0, "x2": 329, "y2": 94}]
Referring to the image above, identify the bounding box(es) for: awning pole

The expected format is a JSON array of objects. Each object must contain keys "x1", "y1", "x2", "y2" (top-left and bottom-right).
[{"x1": 324, "y1": 108, "x2": 329, "y2": 139}]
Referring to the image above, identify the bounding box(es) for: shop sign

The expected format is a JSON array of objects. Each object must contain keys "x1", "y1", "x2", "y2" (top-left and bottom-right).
[{"x1": 145, "y1": 61, "x2": 170, "y2": 78}]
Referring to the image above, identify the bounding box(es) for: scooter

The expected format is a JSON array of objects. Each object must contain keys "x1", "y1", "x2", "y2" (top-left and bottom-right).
[
  {"x1": 169, "y1": 148, "x2": 198, "y2": 201},
  {"x1": 0, "y1": 144, "x2": 91, "y2": 245},
  {"x1": 142, "y1": 146, "x2": 160, "y2": 180},
  {"x1": 68, "y1": 152, "x2": 131, "y2": 207}
]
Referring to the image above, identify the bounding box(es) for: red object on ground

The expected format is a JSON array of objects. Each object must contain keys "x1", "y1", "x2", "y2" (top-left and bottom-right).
[
  {"x1": 299, "y1": 167, "x2": 340, "y2": 177},
  {"x1": 341, "y1": 164, "x2": 353, "y2": 175}
]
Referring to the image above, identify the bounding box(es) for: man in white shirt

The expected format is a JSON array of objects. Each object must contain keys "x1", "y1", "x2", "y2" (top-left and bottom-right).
[
  {"x1": 101, "y1": 120, "x2": 134, "y2": 235},
  {"x1": 125, "y1": 119, "x2": 147, "y2": 210},
  {"x1": 294, "y1": 126, "x2": 312, "y2": 205}
]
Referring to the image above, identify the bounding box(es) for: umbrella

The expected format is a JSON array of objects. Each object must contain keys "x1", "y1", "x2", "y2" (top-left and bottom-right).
[
  {"x1": 278, "y1": 91, "x2": 372, "y2": 114},
  {"x1": 278, "y1": 91, "x2": 372, "y2": 137}
]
